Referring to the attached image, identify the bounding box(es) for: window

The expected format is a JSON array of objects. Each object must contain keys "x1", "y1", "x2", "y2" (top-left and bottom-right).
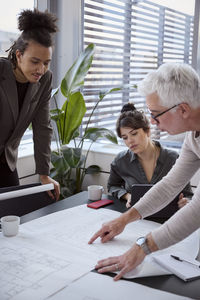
[
  {"x1": 0, "y1": 0, "x2": 34, "y2": 55},
  {"x1": 0, "y1": 0, "x2": 35, "y2": 145},
  {"x1": 83, "y1": 0, "x2": 195, "y2": 146}
]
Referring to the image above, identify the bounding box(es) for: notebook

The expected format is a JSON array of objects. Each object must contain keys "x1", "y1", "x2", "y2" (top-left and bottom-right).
[
  {"x1": 131, "y1": 184, "x2": 180, "y2": 219},
  {"x1": 153, "y1": 253, "x2": 200, "y2": 282}
]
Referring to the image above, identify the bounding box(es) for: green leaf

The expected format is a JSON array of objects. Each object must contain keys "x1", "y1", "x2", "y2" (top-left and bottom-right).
[
  {"x1": 99, "y1": 84, "x2": 137, "y2": 100},
  {"x1": 49, "y1": 168, "x2": 57, "y2": 179},
  {"x1": 71, "y1": 128, "x2": 80, "y2": 139},
  {"x1": 61, "y1": 43, "x2": 95, "y2": 97},
  {"x1": 83, "y1": 128, "x2": 118, "y2": 144},
  {"x1": 61, "y1": 185, "x2": 76, "y2": 198},
  {"x1": 85, "y1": 165, "x2": 101, "y2": 174},
  {"x1": 50, "y1": 109, "x2": 64, "y2": 121},
  {"x1": 62, "y1": 147, "x2": 85, "y2": 168},
  {"x1": 50, "y1": 109, "x2": 65, "y2": 141},
  {"x1": 51, "y1": 86, "x2": 60, "y2": 97},
  {"x1": 51, "y1": 151, "x2": 70, "y2": 174},
  {"x1": 61, "y1": 92, "x2": 86, "y2": 145},
  {"x1": 99, "y1": 87, "x2": 122, "y2": 101}
]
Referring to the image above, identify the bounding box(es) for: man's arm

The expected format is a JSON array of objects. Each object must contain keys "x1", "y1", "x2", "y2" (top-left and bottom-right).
[
  {"x1": 88, "y1": 207, "x2": 141, "y2": 244},
  {"x1": 40, "y1": 175, "x2": 60, "y2": 201}
]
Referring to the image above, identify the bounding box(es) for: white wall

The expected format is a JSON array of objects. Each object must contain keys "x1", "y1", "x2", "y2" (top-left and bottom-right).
[
  {"x1": 81, "y1": 143, "x2": 124, "y2": 193},
  {"x1": 17, "y1": 144, "x2": 39, "y2": 185}
]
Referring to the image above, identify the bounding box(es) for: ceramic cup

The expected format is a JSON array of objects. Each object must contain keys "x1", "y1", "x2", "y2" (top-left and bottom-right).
[
  {"x1": 0, "y1": 215, "x2": 20, "y2": 237},
  {"x1": 88, "y1": 185, "x2": 104, "y2": 201}
]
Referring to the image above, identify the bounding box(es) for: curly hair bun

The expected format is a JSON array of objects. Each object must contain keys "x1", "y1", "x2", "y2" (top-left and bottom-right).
[
  {"x1": 18, "y1": 9, "x2": 58, "y2": 33},
  {"x1": 121, "y1": 103, "x2": 136, "y2": 113}
]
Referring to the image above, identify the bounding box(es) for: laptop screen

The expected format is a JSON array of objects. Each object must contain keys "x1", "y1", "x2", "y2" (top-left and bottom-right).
[{"x1": 131, "y1": 184, "x2": 153, "y2": 205}]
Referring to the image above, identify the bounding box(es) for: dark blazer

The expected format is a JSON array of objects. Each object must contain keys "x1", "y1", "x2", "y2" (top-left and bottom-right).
[{"x1": 0, "y1": 58, "x2": 53, "y2": 174}]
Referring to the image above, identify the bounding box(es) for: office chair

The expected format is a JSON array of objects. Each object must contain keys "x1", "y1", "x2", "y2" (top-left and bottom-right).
[{"x1": 0, "y1": 183, "x2": 55, "y2": 218}]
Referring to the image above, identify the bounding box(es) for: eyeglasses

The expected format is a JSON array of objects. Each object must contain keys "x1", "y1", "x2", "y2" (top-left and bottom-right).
[{"x1": 148, "y1": 104, "x2": 179, "y2": 123}]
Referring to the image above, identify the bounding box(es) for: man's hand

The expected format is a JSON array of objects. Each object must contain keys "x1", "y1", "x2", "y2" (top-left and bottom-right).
[
  {"x1": 94, "y1": 233, "x2": 158, "y2": 281},
  {"x1": 88, "y1": 207, "x2": 141, "y2": 244},
  {"x1": 40, "y1": 175, "x2": 60, "y2": 201},
  {"x1": 95, "y1": 243, "x2": 146, "y2": 281},
  {"x1": 88, "y1": 217, "x2": 126, "y2": 244}
]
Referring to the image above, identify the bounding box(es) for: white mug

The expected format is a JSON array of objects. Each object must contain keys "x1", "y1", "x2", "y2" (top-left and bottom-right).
[
  {"x1": 88, "y1": 185, "x2": 104, "y2": 201},
  {"x1": 0, "y1": 215, "x2": 20, "y2": 237}
]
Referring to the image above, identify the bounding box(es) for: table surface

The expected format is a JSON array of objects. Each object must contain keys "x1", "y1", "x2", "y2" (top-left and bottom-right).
[{"x1": 21, "y1": 191, "x2": 200, "y2": 300}]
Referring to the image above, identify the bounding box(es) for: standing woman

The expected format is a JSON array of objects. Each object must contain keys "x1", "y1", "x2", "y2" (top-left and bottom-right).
[
  {"x1": 0, "y1": 9, "x2": 60, "y2": 200},
  {"x1": 108, "y1": 103, "x2": 191, "y2": 220}
]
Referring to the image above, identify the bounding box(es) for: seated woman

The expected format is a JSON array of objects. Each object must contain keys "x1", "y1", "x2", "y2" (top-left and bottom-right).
[{"x1": 107, "y1": 103, "x2": 192, "y2": 222}]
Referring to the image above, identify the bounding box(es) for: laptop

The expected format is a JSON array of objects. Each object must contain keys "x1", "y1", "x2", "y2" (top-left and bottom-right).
[
  {"x1": 131, "y1": 184, "x2": 153, "y2": 203},
  {"x1": 131, "y1": 183, "x2": 179, "y2": 221}
]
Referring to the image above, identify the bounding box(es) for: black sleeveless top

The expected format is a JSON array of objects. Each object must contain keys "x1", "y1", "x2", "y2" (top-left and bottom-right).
[{"x1": 16, "y1": 80, "x2": 29, "y2": 111}]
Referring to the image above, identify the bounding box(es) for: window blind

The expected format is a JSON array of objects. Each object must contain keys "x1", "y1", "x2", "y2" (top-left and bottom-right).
[{"x1": 83, "y1": 0, "x2": 194, "y2": 141}]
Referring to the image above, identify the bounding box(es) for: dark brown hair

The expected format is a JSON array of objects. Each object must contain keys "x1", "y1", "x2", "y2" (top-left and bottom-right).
[
  {"x1": 7, "y1": 9, "x2": 58, "y2": 68},
  {"x1": 116, "y1": 103, "x2": 150, "y2": 138}
]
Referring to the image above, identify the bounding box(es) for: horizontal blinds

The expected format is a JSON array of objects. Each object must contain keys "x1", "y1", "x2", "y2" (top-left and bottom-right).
[{"x1": 83, "y1": 0, "x2": 194, "y2": 140}]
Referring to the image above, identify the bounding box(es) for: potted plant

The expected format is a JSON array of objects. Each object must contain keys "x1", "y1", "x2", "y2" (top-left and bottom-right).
[{"x1": 50, "y1": 43, "x2": 122, "y2": 199}]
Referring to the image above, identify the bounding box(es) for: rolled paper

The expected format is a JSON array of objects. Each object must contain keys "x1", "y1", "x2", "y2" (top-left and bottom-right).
[{"x1": 0, "y1": 183, "x2": 54, "y2": 201}]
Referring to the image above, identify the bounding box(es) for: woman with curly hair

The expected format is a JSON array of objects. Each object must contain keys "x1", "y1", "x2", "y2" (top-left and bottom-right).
[{"x1": 0, "y1": 9, "x2": 60, "y2": 199}]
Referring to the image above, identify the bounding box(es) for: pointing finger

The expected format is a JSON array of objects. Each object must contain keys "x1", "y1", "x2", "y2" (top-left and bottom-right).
[{"x1": 88, "y1": 228, "x2": 104, "y2": 244}]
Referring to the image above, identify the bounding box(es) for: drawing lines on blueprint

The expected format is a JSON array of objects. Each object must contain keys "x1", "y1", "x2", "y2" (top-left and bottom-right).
[{"x1": 0, "y1": 245, "x2": 70, "y2": 300}]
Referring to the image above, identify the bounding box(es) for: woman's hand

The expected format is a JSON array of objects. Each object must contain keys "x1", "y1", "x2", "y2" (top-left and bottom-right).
[
  {"x1": 95, "y1": 243, "x2": 146, "y2": 281},
  {"x1": 40, "y1": 175, "x2": 60, "y2": 201},
  {"x1": 126, "y1": 194, "x2": 132, "y2": 208},
  {"x1": 88, "y1": 217, "x2": 126, "y2": 244},
  {"x1": 122, "y1": 193, "x2": 132, "y2": 208},
  {"x1": 178, "y1": 193, "x2": 189, "y2": 208}
]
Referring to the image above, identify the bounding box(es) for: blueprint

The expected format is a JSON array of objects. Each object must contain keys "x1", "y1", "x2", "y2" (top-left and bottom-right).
[
  {"x1": 47, "y1": 272, "x2": 190, "y2": 300},
  {"x1": 0, "y1": 205, "x2": 199, "y2": 300},
  {"x1": 21, "y1": 204, "x2": 200, "y2": 269},
  {"x1": 0, "y1": 239, "x2": 90, "y2": 300}
]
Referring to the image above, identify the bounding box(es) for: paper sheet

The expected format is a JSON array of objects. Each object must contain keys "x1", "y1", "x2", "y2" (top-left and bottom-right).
[
  {"x1": 153, "y1": 252, "x2": 200, "y2": 282},
  {"x1": 0, "y1": 238, "x2": 91, "y2": 300},
  {"x1": 0, "y1": 184, "x2": 54, "y2": 201},
  {"x1": 0, "y1": 205, "x2": 199, "y2": 300},
  {"x1": 47, "y1": 272, "x2": 190, "y2": 300},
  {"x1": 21, "y1": 205, "x2": 199, "y2": 278}
]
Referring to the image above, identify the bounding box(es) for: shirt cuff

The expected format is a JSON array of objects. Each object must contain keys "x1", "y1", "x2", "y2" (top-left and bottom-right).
[{"x1": 118, "y1": 189, "x2": 128, "y2": 199}]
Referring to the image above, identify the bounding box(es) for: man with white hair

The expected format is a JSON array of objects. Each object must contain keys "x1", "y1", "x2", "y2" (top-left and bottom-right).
[{"x1": 88, "y1": 62, "x2": 200, "y2": 281}]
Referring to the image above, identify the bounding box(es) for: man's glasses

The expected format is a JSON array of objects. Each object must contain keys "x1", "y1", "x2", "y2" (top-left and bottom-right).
[{"x1": 148, "y1": 104, "x2": 179, "y2": 123}]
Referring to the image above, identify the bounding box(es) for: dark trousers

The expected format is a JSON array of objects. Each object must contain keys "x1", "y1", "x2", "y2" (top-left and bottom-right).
[{"x1": 0, "y1": 162, "x2": 19, "y2": 188}]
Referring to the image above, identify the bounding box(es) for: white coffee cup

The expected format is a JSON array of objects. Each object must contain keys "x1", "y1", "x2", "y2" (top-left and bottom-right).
[
  {"x1": 0, "y1": 215, "x2": 20, "y2": 237},
  {"x1": 88, "y1": 185, "x2": 104, "y2": 201}
]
